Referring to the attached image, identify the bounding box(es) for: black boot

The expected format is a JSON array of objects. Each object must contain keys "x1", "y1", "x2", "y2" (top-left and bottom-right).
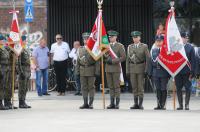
[
  {"x1": 154, "y1": 90, "x2": 162, "y2": 110},
  {"x1": 185, "y1": 91, "x2": 191, "y2": 110},
  {"x1": 0, "y1": 100, "x2": 9, "y2": 110},
  {"x1": 4, "y1": 99, "x2": 18, "y2": 109},
  {"x1": 176, "y1": 90, "x2": 183, "y2": 110},
  {"x1": 130, "y1": 97, "x2": 139, "y2": 109},
  {"x1": 107, "y1": 97, "x2": 115, "y2": 109},
  {"x1": 19, "y1": 100, "x2": 31, "y2": 109},
  {"x1": 161, "y1": 90, "x2": 167, "y2": 110},
  {"x1": 89, "y1": 97, "x2": 94, "y2": 109},
  {"x1": 115, "y1": 97, "x2": 120, "y2": 109},
  {"x1": 80, "y1": 97, "x2": 89, "y2": 109},
  {"x1": 138, "y1": 97, "x2": 144, "y2": 110}
]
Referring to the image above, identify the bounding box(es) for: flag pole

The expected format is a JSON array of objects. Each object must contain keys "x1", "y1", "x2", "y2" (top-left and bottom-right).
[
  {"x1": 11, "y1": 0, "x2": 16, "y2": 109},
  {"x1": 97, "y1": 0, "x2": 105, "y2": 109},
  {"x1": 172, "y1": 78, "x2": 176, "y2": 110},
  {"x1": 170, "y1": 1, "x2": 176, "y2": 110}
]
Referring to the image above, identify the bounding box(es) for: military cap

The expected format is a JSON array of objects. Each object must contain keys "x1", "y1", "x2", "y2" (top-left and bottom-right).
[
  {"x1": 107, "y1": 30, "x2": 119, "y2": 37},
  {"x1": 82, "y1": 32, "x2": 90, "y2": 39},
  {"x1": 131, "y1": 31, "x2": 142, "y2": 37},
  {"x1": 0, "y1": 34, "x2": 5, "y2": 40},
  {"x1": 155, "y1": 35, "x2": 164, "y2": 41},
  {"x1": 181, "y1": 32, "x2": 189, "y2": 38},
  {"x1": 21, "y1": 35, "x2": 27, "y2": 41}
]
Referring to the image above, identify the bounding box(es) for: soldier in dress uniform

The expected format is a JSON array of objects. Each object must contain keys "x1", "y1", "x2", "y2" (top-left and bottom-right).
[
  {"x1": 175, "y1": 32, "x2": 196, "y2": 110},
  {"x1": 148, "y1": 35, "x2": 170, "y2": 110},
  {"x1": 126, "y1": 31, "x2": 150, "y2": 110},
  {"x1": 17, "y1": 36, "x2": 31, "y2": 108},
  {"x1": 104, "y1": 30, "x2": 126, "y2": 109},
  {"x1": 0, "y1": 35, "x2": 9, "y2": 110},
  {"x1": 76, "y1": 32, "x2": 100, "y2": 109},
  {"x1": 4, "y1": 35, "x2": 18, "y2": 109}
]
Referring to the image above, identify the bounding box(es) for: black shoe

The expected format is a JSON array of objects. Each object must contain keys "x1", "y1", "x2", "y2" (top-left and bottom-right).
[
  {"x1": 4, "y1": 99, "x2": 18, "y2": 109},
  {"x1": 130, "y1": 97, "x2": 139, "y2": 109},
  {"x1": 138, "y1": 97, "x2": 144, "y2": 110},
  {"x1": 177, "y1": 106, "x2": 183, "y2": 110},
  {"x1": 74, "y1": 92, "x2": 80, "y2": 96},
  {"x1": 89, "y1": 97, "x2": 94, "y2": 109},
  {"x1": 43, "y1": 93, "x2": 50, "y2": 96},
  {"x1": 80, "y1": 97, "x2": 89, "y2": 109},
  {"x1": 107, "y1": 97, "x2": 115, "y2": 109},
  {"x1": 19, "y1": 100, "x2": 31, "y2": 109},
  {"x1": 115, "y1": 97, "x2": 120, "y2": 109},
  {"x1": 154, "y1": 105, "x2": 161, "y2": 110}
]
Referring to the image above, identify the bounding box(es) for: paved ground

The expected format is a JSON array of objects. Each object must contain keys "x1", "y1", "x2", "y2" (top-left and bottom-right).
[{"x1": 0, "y1": 91, "x2": 200, "y2": 132}]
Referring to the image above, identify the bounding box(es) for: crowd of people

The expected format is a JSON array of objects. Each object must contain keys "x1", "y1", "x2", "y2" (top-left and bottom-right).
[{"x1": 0, "y1": 22, "x2": 200, "y2": 111}]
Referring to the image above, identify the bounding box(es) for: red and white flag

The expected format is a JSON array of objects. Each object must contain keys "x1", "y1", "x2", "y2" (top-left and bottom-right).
[
  {"x1": 157, "y1": 10, "x2": 188, "y2": 77},
  {"x1": 86, "y1": 10, "x2": 109, "y2": 61},
  {"x1": 9, "y1": 10, "x2": 23, "y2": 56}
]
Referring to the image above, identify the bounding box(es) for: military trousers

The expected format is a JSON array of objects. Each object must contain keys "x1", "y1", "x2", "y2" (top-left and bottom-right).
[
  {"x1": 130, "y1": 73, "x2": 144, "y2": 97},
  {"x1": 80, "y1": 76, "x2": 95, "y2": 98},
  {"x1": 153, "y1": 77, "x2": 169, "y2": 91},
  {"x1": 106, "y1": 72, "x2": 120, "y2": 98},
  {"x1": 5, "y1": 68, "x2": 13, "y2": 100},
  {"x1": 0, "y1": 65, "x2": 8, "y2": 100},
  {"x1": 175, "y1": 74, "x2": 191, "y2": 93},
  {"x1": 18, "y1": 66, "x2": 30, "y2": 100}
]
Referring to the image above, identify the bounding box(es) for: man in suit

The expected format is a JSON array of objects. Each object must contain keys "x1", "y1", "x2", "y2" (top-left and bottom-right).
[
  {"x1": 105, "y1": 30, "x2": 126, "y2": 109},
  {"x1": 126, "y1": 31, "x2": 150, "y2": 110},
  {"x1": 175, "y1": 32, "x2": 196, "y2": 110},
  {"x1": 76, "y1": 32, "x2": 100, "y2": 109},
  {"x1": 148, "y1": 35, "x2": 170, "y2": 110}
]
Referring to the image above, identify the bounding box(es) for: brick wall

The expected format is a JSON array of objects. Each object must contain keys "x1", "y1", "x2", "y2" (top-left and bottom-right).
[{"x1": 0, "y1": 0, "x2": 47, "y2": 49}]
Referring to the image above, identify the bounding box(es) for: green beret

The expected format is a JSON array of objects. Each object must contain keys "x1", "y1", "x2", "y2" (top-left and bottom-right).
[
  {"x1": 82, "y1": 32, "x2": 90, "y2": 39},
  {"x1": 107, "y1": 30, "x2": 119, "y2": 36},
  {"x1": 0, "y1": 34, "x2": 5, "y2": 40},
  {"x1": 131, "y1": 31, "x2": 142, "y2": 37},
  {"x1": 21, "y1": 35, "x2": 27, "y2": 41}
]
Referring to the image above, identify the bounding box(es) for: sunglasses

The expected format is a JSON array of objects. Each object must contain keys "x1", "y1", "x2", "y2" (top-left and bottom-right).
[{"x1": 56, "y1": 38, "x2": 62, "y2": 40}]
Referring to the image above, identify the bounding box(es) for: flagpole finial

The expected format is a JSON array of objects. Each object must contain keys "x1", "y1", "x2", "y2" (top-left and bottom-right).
[
  {"x1": 97, "y1": 0, "x2": 103, "y2": 10},
  {"x1": 169, "y1": 1, "x2": 175, "y2": 12},
  {"x1": 12, "y1": 0, "x2": 16, "y2": 10}
]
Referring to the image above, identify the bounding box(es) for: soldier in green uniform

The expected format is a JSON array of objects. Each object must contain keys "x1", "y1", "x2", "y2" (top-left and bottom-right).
[
  {"x1": 17, "y1": 36, "x2": 31, "y2": 109},
  {"x1": 105, "y1": 30, "x2": 126, "y2": 109},
  {"x1": 76, "y1": 32, "x2": 100, "y2": 109},
  {"x1": 4, "y1": 36, "x2": 18, "y2": 109},
  {"x1": 126, "y1": 31, "x2": 150, "y2": 110},
  {"x1": 0, "y1": 35, "x2": 9, "y2": 110}
]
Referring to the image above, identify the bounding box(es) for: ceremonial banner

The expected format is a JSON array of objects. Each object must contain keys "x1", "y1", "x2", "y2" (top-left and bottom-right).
[
  {"x1": 86, "y1": 10, "x2": 109, "y2": 61},
  {"x1": 157, "y1": 10, "x2": 188, "y2": 77}
]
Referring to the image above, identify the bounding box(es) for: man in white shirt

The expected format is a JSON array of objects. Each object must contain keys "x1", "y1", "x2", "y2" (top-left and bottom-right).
[
  {"x1": 50, "y1": 34, "x2": 70, "y2": 96},
  {"x1": 69, "y1": 41, "x2": 82, "y2": 96}
]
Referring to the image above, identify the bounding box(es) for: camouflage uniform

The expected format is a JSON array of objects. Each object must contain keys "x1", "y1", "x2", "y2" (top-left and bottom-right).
[
  {"x1": 17, "y1": 48, "x2": 31, "y2": 108},
  {"x1": 0, "y1": 46, "x2": 10, "y2": 110},
  {"x1": 4, "y1": 47, "x2": 18, "y2": 109}
]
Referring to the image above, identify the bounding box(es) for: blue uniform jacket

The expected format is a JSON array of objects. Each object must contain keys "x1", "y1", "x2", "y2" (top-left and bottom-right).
[
  {"x1": 178, "y1": 43, "x2": 196, "y2": 75},
  {"x1": 148, "y1": 48, "x2": 170, "y2": 78},
  {"x1": 195, "y1": 47, "x2": 200, "y2": 75}
]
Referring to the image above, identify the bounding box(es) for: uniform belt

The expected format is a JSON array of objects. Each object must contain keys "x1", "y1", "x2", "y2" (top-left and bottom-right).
[
  {"x1": 131, "y1": 61, "x2": 145, "y2": 64},
  {"x1": 80, "y1": 64, "x2": 95, "y2": 67}
]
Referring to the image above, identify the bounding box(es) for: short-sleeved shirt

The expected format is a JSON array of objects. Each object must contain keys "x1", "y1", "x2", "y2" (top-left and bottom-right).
[
  {"x1": 33, "y1": 46, "x2": 49, "y2": 69},
  {"x1": 50, "y1": 41, "x2": 70, "y2": 61}
]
